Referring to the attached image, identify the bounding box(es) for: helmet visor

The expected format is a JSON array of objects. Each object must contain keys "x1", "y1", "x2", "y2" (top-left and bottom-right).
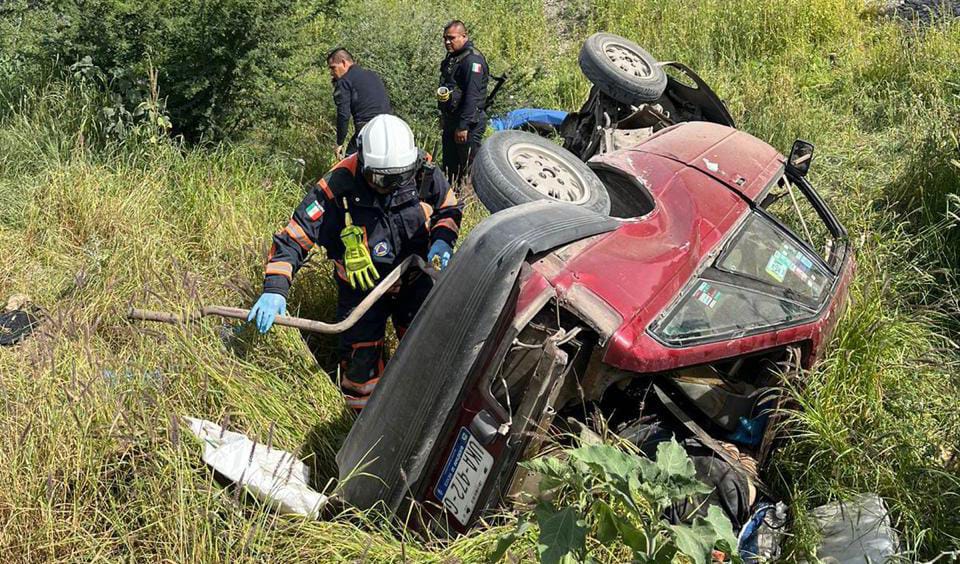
[{"x1": 364, "y1": 168, "x2": 417, "y2": 193}]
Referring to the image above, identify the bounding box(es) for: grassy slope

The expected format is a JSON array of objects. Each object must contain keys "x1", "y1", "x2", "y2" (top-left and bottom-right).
[{"x1": 1, "y1": 0, "x2": 958, "y2": 560}]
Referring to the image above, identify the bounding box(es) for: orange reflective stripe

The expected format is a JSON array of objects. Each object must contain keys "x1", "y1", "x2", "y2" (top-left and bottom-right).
[
  {"x1": 351, "y1": 340, "x2": 384, "y2": 350},
  {"x1": 318, "y1": 178, "x2": 334, "y2": 201},
  {"x1": 420, "y1": 202, "x2": 434, "y2": 222},
  {"x1": 332, "y1": 153, "x2": 359, "y2": 175},
  {"x1": 344, "y1": 394, "x2": 368, "y2": 409},
  {"x1": 284, "y1": 219, "x2": 314, "y2": 251},
  {"x1": 440, "y1": 189, "x2": 459, "y2": 208},
  {"x1": 266, "y1": 242, "x2": 278, "y2": 262},
  {"x1": 433, "y1": 217, "x2": 460, "y2": 235},
  {"x1": 265, "y1": 261, "x2": 293, "y2": 279},
  {"x1": 341, "y1": 376, "x2": 380, "y2": 395}
]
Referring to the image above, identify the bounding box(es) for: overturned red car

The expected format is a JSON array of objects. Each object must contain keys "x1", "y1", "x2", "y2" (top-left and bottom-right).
[{"x1": 336, "y1": 34, "x2": 853, "y2": 536}]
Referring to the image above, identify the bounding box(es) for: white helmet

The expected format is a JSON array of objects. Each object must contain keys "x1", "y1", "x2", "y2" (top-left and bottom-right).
[{"x1": 357, "y1": 114, "x2": 419, "y2": 193}]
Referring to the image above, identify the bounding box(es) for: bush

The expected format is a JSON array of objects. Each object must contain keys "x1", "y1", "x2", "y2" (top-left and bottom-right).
[{"x1": 1, "y1": 0, "x2": 324, "y2": 142}]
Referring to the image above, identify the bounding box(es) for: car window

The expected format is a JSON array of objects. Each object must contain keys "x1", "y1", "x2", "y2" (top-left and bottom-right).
[
  {"x1": 717, "y1": 213, "x2": 831, "y2": 303},
  {"x1": 652, "y1": 279, "x2": 814, "y2": 345},
  {"x1": 761, "y1": 175, "x2": 836, "y2": 266}
]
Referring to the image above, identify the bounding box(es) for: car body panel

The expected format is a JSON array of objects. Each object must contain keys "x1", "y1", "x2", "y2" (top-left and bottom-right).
[
  {"x1": 533, "y1": 122, "x2": 811, "y2": 373},
  {"x1": 627, "y1": 121, "x2": 784, "y2": 202}
]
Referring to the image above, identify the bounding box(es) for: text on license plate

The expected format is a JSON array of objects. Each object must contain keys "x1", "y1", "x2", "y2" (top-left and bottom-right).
[{"x1": 434, "y1": 427, "x2": 493, "y2": 525}]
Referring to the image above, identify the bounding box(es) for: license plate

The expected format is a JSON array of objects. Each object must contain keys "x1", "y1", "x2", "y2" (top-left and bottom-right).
[{"x1": 434, "y1": 427, "x2": 494, "y2": 525}]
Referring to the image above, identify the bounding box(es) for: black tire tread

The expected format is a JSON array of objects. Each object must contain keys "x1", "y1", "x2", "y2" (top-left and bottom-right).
[
  {"x1": 471, "y1": 131, "x2": 611, "y2": 215},
  {"x1": 578, "y1": 32, "x2": 667, "y2": 105}
]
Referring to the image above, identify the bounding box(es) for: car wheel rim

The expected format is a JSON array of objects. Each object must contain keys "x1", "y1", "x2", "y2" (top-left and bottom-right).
[
  {"x1": 507, "y1": 143, "x2": 590, "y2": 204},
  {"x1": 602, "y1": 41, "x2": 653, "y2": 79}
]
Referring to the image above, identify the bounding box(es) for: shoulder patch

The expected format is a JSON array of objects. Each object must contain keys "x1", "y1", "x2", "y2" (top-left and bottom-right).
[
  {"x1": 306, "y1": 200, "x2": 324, "y2": 221},
  {"x1": 373, "y1": 240, "x2": 390, "y2": 257},
  {"x1": 471, "y1": 62, "x2": 483, "y2": 74}
]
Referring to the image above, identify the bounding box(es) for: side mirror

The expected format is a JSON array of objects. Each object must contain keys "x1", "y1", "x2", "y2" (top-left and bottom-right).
[{"x1": 787, "y1": 139, "x2": 815, "y2": 176}]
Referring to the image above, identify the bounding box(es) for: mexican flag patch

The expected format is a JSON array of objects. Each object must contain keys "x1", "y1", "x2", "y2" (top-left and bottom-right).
[
  {"x1": 471, "y1": 62, "x2": 482, "y2": 74},
  {"x1": 305, "y1": 200, "x2": 324, "y2": 221}
]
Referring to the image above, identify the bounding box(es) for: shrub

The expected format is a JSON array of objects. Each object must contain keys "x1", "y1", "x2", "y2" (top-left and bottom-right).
[{"x1": 0, "y1": 0, "x2": 324, "y2": 142}]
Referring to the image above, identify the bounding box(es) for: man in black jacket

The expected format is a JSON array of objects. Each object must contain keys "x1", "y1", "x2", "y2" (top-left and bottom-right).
[
  {"x1": 328, "y1": 48, "x2": 392, "y2": 157},
  {"x1": 438, "y1": 21, "x2": 488, "y2": 183}
]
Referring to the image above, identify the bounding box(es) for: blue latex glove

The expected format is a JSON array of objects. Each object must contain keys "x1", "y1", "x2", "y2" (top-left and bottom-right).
[
  {"x1": 247, "y1": 292, "x2": 287, "y2": 334},
  {"x1": 428, "y1": 240, "x2": 453, "y2": 270}
]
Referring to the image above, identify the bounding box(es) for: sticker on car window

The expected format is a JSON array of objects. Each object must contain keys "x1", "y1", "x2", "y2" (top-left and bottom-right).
[
  {"x1": 692, "y1": 281, "x2": 722, "y2": 309},
  {"x1": 764, "y1": 250, "x2": 791, "y2": 283}
]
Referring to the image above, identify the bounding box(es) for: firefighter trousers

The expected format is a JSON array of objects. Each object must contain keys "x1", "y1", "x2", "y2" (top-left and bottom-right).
[{"x1": 334, "y1": 270, "x2": 433, "y2": 410}]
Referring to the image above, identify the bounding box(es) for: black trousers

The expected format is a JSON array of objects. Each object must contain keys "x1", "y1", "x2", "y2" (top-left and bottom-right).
[
  {"x1": 334, "y1": 270, "x2": 433, "y2": 410},
  {"x1": 441, "y1": 115, "x2": 486, "y2": 184}
]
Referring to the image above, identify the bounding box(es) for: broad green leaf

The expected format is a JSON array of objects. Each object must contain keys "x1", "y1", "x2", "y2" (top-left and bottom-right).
[
  {"x1": 670, "y1": 505, "x2": 741, "y2": 564},
  {"x1": 654, "y1": 439, "x2": 698, "y2": 480},
  {"x1": 523, "y1": 456, "x2": 571, "y2": 492},
  {"x1": 592, "y1": 500, "x2": 619, "y2": 544},
  {"x1": 638, "y1": 481, "x2": 681, "y2": 511},
  {"x1": 615, "y1": 515, "x2": 650, "y2": 555},
  {"x1": 703, "y1": 505, "x2": 741, "y2": 563},
  {"x1": 488, "y1": 531, "x2": 519, "y2": 563},
  {"x1": 535, "y1": 504, "x2": 588, "y2": 564},
  {"x1": 670, "y1": 522, "x2": 713, "y2": 564},
  {"x1": 568, "y1": 444, "x2": 642, "y2": 483}
]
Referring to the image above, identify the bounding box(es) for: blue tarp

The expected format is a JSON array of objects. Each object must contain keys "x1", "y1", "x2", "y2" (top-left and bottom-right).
[{"x1": 490, "y1": 108, "x2": 568, "y2": 131}]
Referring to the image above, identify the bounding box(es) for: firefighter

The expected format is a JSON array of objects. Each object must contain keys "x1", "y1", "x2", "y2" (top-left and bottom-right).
[
  {"x1": 327, "y1": 48, "x2": 392, "y2": 158},
  {"x1": 438, "y1": 20, "x2": 488, "y2": 183},
  {"x1": 248, "y1": 115, "x2": 462, "y2": 410}
]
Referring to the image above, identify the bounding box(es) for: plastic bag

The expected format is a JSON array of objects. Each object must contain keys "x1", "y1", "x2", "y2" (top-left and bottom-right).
[{"x1": 185, "y1": 417, "x2": 328, "y2": 518}]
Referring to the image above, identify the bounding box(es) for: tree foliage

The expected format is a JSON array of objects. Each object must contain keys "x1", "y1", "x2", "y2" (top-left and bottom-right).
[{"x1": 1, "y1": 0, "x2": 323, "y2": 141}]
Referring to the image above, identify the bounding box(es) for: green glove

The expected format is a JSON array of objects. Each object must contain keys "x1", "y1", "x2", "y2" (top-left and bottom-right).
[{"x1": 341, "y1": 224, "x2": 380, "y2": 291}]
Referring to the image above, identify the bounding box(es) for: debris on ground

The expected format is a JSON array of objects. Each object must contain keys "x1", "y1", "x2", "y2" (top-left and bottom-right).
[
  {"x1": 0, "y1": 294, "x2": 40, "y2": 346},
  {"x1": 801, "y1": 493, "x2": 901, "y2": 563},
  {"x1": 185, "y1": 417, "x2": 329, "y2": 518}
]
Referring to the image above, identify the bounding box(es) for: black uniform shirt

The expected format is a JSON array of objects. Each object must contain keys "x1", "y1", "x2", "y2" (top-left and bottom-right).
[
  {"x1": 333, "y1": 65, "x2": 392, "y2": 145},
  {"x1": 439, "y1": 41, "x2": 489, "y2": 130}
]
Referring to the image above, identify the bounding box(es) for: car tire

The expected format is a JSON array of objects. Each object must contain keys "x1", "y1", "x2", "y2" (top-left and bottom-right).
[
  {"x1": 578, "y1": 32, "x2": 667, "y2": 106},
  {"x1": 472, "y1": 131, "x2": 611, "y2": 215}
]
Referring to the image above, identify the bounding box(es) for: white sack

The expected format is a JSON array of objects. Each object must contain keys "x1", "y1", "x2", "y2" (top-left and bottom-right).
[{"x1": 184, "y1": 417, "x2": 328, "y2": 518}]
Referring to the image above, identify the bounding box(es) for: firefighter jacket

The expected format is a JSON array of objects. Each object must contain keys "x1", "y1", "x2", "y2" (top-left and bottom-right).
[
  {"x1": 438, "y1": 41, "x2": 489, "y2": 131},
  {"x1": 262, "y1": 153, "x2": 462, "y2": 298}
]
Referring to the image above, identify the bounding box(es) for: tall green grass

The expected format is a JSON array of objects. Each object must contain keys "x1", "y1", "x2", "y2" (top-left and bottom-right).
[{"x1": 1, "y1": 0, "x2": 959, "y2": 560}]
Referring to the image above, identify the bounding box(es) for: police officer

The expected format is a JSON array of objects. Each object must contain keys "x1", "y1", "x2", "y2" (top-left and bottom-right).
[
  {"x1": 327, "y1": 48, "x2": 392, "y2": 158},
  {"x1": 248, "y1": 115, "x2": 462, "y2": 411},
  {"x1": 438, "y1": 20, "x2": 488, "y2": 183}
]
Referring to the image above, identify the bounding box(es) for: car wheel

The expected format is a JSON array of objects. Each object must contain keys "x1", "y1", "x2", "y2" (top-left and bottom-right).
[
  {"x1": 472, "y1": 131, "x2": 611, "y2": 215},
  {"x1": 578, "y1": 32, "x2": 667, "y2": 106}
]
